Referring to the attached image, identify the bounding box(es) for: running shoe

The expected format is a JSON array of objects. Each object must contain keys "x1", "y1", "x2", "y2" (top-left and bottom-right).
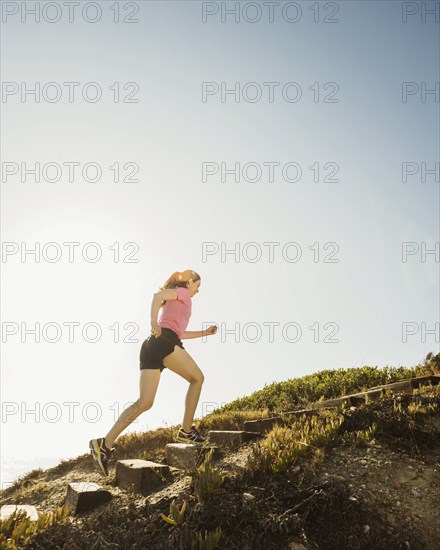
[
  {"x1": 89, "y1": 437, "x2": 115, "y2": 476},
  {"x1": 175, "y1": 424, "x2": 206, "y2": 445}
]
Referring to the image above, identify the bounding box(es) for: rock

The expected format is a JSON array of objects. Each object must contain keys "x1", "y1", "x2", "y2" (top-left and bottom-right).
[
  {"x1": 65, "y1": 482, "x2": 112, "y2": 514},
  {"x1": 387, "y1": 514, "x2": 396, "y2": 526},
  {"x1": 410, "y1": 489, "x2": 421, "y2": 498},
  {"x1": 288, "y1": 541, "x2": 307, "y2": 550},
  {"x1": 363, "y1": 525, "x2": 370, "y2": 534},
  {"x1": 242, "y1": 492, "x2": 255, "y2": 502},
  {"x1": 116, "y1": 459, "x2": 173, "y2": 493},
  {"x1": 250, "y1": 486, "x2": 266, "y2": 493},
  {"x1": 165, "y1": 443, "x2": 221, "y2": 470}
]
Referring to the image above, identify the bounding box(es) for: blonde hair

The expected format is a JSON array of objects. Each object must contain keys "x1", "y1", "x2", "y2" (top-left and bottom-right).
[{"x1": 158, "y1": 270, "x2": 201, "y2": 308}]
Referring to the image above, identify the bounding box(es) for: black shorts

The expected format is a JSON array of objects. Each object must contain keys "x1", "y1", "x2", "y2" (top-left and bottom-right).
[{"x1": 139, "y1": 327, "x2": 185, "y2": 372}]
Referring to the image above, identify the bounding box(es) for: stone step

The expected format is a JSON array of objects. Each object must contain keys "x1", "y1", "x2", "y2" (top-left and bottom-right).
[
  {"x1": 366, "y1": 375, "x2": 439, "y2": 393},
  {"x1": 206, "y1": 430, "x2": 263, "y2": 448},
  {"x1": 165, "y1": 443, "x2": 221, "y2": 471},
  {"x1": 116, "y1": 459, "x2": 173, "y2": 493},
  {"x1": 65, "y1": 482, "x2": 112, "y2": 514},
  {"x1": 410, "y1": 375, "x2": 440, "y2": 388},
  {"x1": 309, "y1": 397, "x2": 351, "y2": 410},
  {"x1": 350, "y1": 389, "x2": 384, "y2": 403},
  {"x1": 1, "y1": 504, "x2": 38, "y2": 522},
  {"x1": 243, "y1": 416, "x2": 284, "y2": 434},
  {"x1": 368, "y1": 380, "x2": 413, "y2": 393}
]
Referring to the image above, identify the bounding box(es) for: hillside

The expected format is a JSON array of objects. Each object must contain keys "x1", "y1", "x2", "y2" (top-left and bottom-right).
[{"x1": 1, "y1": 352, "x2": 439, "y2": 550}]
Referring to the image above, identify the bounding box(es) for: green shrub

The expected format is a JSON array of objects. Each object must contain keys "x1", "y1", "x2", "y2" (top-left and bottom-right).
[
  {"x1": 194, "y1": 449, "x2": 224, "y2": 503},
  {"x1": 247, "y1": 410, "x2": 343, "y2": 474},
  {"x1": 339, "y1": 422, "x2": 377, "y2": 447},
  {"x1": 160, "y1": 499, "x2": 187, "y2": 526},
  {"x1": 185, "y1": 527, "x2": 222, "y2": 550},
  {"x1": 0, "y1": 505, "x2": 69, "y2": 549}
]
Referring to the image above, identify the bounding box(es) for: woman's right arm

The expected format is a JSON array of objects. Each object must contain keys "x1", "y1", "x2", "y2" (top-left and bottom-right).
[{"x1": 150, "y1": 289, "x2": 178, "y2": 336}]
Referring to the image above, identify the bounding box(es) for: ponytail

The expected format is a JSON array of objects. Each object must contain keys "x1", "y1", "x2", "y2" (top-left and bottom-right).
[
  {"x1": 158, "y1": 269, "x2": 201, "y2": 308},
  {"x1": 160, "y1": 271, "x2": 181, "y2": 290}
]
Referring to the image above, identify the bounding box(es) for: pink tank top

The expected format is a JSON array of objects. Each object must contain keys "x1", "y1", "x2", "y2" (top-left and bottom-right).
[{"x1": 158, "y1": 286, "x2": 192, "y2": 338}]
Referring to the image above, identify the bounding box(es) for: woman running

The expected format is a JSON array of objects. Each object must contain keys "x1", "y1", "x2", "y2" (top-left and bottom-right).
[{"x1": 89, "y1": 269, "x2": 218, "y2": 476}]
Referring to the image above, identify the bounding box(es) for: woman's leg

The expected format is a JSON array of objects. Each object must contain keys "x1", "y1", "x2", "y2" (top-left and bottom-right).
[
  {"x1": 162, "y1": 346, "x2": 205, "y2": 432},
  {"x1": 104, "y1": 369, "x2": 161, "y2": 448}
]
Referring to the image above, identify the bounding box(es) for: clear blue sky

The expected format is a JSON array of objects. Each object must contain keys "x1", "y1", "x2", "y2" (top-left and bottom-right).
[{"x1": 1, "y1": 1, "x2": 439, "y2": 485}]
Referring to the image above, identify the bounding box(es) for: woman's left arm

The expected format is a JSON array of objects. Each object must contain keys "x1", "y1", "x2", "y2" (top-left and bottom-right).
[
  {"x1": 181, "y1": 330, "x2": 205, "y2": 339},
  {"x1": 181, "y1": 325, "x2": 218, "y2": 339}
]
